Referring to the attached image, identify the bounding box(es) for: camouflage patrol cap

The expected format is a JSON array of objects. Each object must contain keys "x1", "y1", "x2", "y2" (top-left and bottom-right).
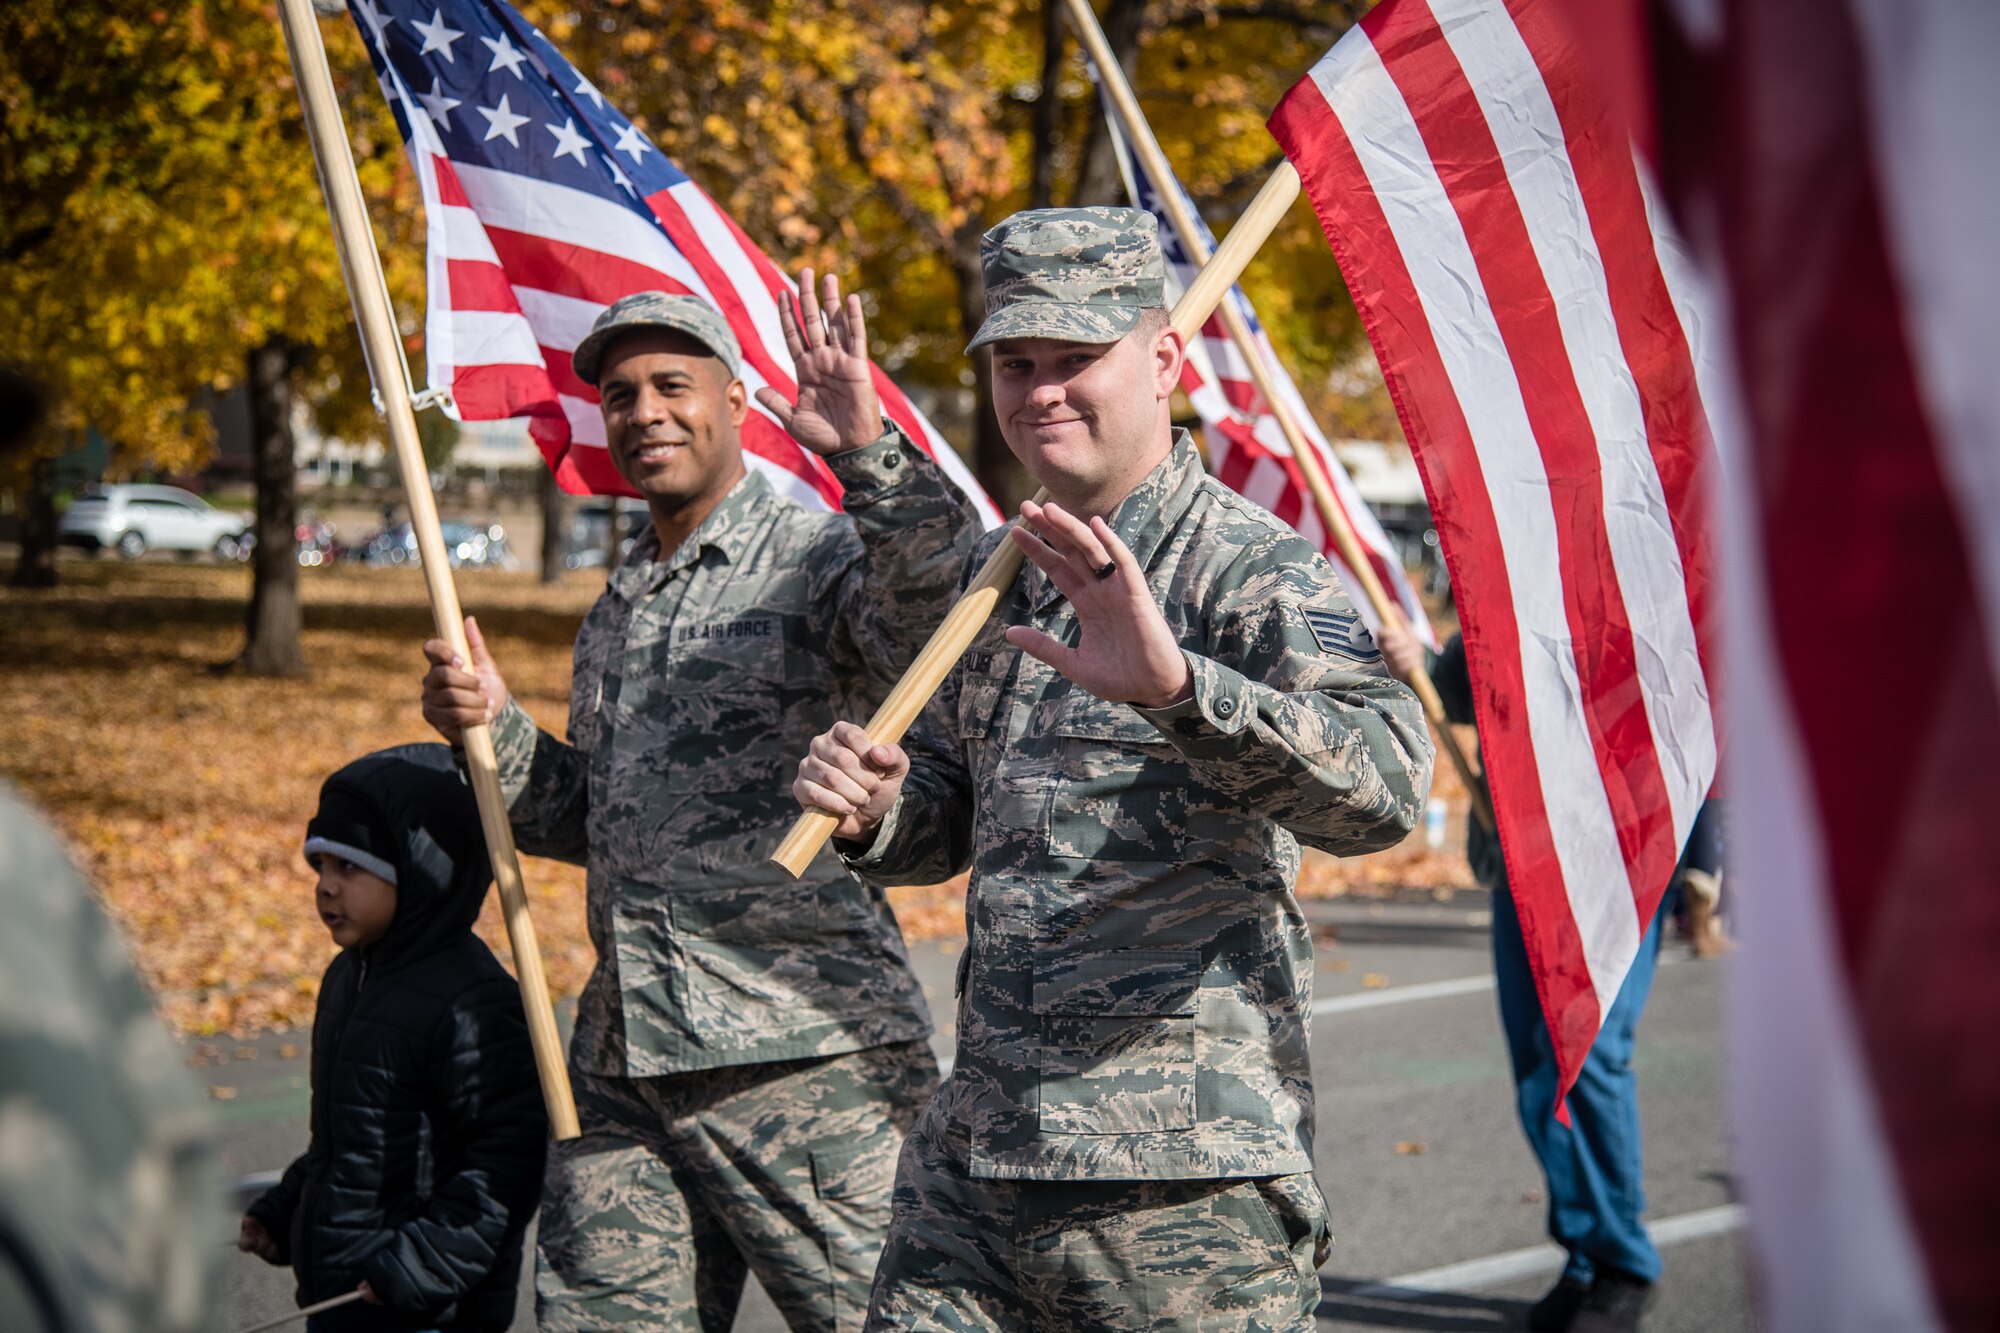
[
  {"x1": 572, "y1": 291, "x2": 742, "y2": 386},
  {"x1": 965, "y1": 206, "x2": 1167, "y2": 352}
]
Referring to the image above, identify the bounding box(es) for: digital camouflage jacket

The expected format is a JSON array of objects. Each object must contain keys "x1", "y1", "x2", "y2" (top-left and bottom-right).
[
  {"x1": 491, "y1": 427, "x2": 983, "y2": 1076},
  {"x1": 0, "y1": 785, "x2": 222, "y2": 1333},
  {"x1": 844, "y1": 432, "x2": 1434, "y2": 1181}
]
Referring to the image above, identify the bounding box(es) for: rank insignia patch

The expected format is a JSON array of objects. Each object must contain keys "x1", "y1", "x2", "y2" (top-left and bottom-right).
[{"x1": 1303, "y1": 607, "x2": 1380, "y2": 661}]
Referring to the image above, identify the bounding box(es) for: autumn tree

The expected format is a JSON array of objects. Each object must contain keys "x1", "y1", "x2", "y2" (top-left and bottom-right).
[
  {"x1": 0, "y1": 0, "x2": 424, "y2": 670},
  {"x1": 5, "y1": 0, "x2": 1388, "y2": 610}
]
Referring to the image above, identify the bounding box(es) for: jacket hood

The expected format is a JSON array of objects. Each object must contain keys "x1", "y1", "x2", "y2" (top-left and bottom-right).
[{"x1": 308, "y1": 743, "x2": 492, "y2": 972}]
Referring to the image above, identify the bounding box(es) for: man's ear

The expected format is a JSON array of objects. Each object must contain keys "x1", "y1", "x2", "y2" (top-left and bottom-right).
[
  {"x1": 1154, "y1": 325, "x2": 1186, "y2": 399},
  {"x1": 725, "y1": 375, "x2": 750, "y2": 427}
]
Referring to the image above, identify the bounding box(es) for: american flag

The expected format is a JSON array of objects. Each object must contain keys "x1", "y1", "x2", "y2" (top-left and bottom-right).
[
  {"x1": 1269, "y1": 0, "x2": 1722, "y2": 1106},
  {"x1": 1094, "y1": 76, "x2": 1434, "y2": 647},
  {"x1": 1645, "y1": 0, "x2": 2000, "y2": 1325},
  {"x1": 341, "y1": 0, "x2": 999, "y2": 522}
]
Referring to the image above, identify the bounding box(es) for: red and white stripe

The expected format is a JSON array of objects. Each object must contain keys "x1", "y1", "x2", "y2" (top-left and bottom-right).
[
  {"x1": 1099, "y1": 111, "x2": 1435, "y2": 644},
  {"x1": 1270, "y1": 0, "x2": 1721, "y2": 1100},
  {"x1": 1644, "y1": 0, "x2": 2000, "y2": 1324},
  {"x1": 383, "y1": 61, "x2": 998, "y2": 520}
]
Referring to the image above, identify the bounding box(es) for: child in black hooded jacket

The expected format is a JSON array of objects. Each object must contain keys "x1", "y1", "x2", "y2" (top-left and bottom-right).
[{"x1": 240, "y1": 744, "x2": 547, "y2": 1332}]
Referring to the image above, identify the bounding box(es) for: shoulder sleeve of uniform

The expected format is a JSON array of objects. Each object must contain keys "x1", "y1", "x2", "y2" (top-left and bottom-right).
[
  {"x1": 820, "y1": 419, "x2": 923, "y2": 503},
  {"x1": 813, "y1": 458, "x2": 990, "y2": 717},
  {"x1": 1133, "y1": 514, "x2": 1434, "y2": 857}
]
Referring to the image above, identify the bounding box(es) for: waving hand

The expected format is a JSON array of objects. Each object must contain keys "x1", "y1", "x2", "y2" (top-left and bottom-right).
[
  {"x1": 754, "y1": 268, "x2": 884, "y2": 456},
  {"x1": 1004, "y1": 500, "x2": 1193, "y2": 710}
]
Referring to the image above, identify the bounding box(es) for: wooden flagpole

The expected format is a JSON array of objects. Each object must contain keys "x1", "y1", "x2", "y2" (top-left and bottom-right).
[
  {"x1": 275, "y1": 0, "x2": 579, "y2": 1139},
  {"x1": 231, "y1": 1288, "x2": 366, "y2": 1333},
  {"x1": 770, "y1": 163, "x2": 1302, "y2": 877},
  {"x1": 1065, "y1": 0, "x2": 1493, "y2": 829}
]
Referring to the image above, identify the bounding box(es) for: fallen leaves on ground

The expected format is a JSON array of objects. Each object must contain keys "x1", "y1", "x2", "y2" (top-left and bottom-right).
[
  {"x1": 1394, "y1": 1140, "x2": 1427, "y2": 1156},
  {"x1": 1, "y1": 558, "x2": 1474, "y2": 1038},
  {"x1": 2, "y1": 560, "x2": 608, "y2": 1036}
]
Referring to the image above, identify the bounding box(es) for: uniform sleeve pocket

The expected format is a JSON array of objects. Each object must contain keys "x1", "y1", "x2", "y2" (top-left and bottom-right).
[{"x1": 1035, "y1": 949, "x2": 1200, "y2": 1137}]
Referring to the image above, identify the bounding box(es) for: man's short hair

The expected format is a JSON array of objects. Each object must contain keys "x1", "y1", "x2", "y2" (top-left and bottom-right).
[{"x1": 1131, "y1": 307, "x2": 1172, "y2": 342}]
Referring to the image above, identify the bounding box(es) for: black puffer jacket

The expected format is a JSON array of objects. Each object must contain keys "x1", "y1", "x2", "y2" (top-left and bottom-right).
[{"x1": 249, "y1": 745, "x2": 547, "y2": 1332}]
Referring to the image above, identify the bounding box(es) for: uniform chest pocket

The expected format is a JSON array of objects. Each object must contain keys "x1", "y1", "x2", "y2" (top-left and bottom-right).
[
  {"x1": 1044, "y1": 698, "x2": 1189, "y2": 863},
  {"x1": 1035, "y1": 949, "x2": 1200, "y2": 1137},
  {"x1": 659, "y1": 614, "x2": 788, "y2": 689},
  {"x1": 623, "y1": 622, "x2": 794, "y2": 794}
]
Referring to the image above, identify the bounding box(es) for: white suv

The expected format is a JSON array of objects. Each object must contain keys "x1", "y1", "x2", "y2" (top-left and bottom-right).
[{"x1": 59, "y1": 484, "x2": 250, "y2": 560}]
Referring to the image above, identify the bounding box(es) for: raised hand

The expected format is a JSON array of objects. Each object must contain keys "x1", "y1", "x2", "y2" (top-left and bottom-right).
[
  {"x1": 1004, "y1": 500, "x2": 1192, "y2": 710},
  {"x1": 754, "y1": 268, "x2": 884, "y2": 456}
]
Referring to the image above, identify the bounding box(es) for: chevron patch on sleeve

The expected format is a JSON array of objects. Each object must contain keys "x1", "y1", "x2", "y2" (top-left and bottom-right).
[{"x1": 1303, "y1": 607, "x2": 1380, "y2": 662}]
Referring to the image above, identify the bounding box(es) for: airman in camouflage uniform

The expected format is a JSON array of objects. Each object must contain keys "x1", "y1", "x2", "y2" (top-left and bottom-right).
[
  {"x1": 421, "y1": 280, "x2": 985, "y2": 1331},
  {"x1": 795, "y1": 208, "x2": 1435, "y2": 1331},
  {"x1": 0, "y1": 784, "x2": 222, "y2": 1333}
]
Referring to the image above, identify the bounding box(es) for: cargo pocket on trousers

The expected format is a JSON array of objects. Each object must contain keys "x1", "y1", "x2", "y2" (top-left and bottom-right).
[
  {"x1": 1035, "y1": 949, "x2": 1200, "y2": 1135},
  {"x1": 1195, "y1": 1177, "x2": 1325, "y2": 1331}
]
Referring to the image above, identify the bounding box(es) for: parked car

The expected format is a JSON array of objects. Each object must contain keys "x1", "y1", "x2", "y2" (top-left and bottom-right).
[
  {"x1": 355, "y1": 519, "x2": 517, "y2": 570},
  {"x1": 58, "y1": 484, "x2": 249, "y2": 560}
]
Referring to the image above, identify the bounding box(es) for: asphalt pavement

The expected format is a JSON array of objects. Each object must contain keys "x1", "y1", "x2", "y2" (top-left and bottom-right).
[{"x1": 208, "y1": 886, "x2": 1757, "y2": 1332}]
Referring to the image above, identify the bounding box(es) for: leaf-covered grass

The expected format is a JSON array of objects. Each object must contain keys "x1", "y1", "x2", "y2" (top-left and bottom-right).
[{"x1": 0, "y1": 557, "x2": 1467, "y2": 1036}]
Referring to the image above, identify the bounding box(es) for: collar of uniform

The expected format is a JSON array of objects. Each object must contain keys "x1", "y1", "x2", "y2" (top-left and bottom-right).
[
  {"x1": 1030, "y1": 429, "x2": 1204, "y2": 613},
  {"x1": 612, "y1": 468, "x2": 772, "y2": 598}
]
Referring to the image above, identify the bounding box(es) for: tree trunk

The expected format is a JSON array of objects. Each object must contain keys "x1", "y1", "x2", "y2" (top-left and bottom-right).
[
  {"x1": 240, "y1": 335, "x2": 306, "y2": 677},
  {"x1": 538, "y1": 465, "x2": 569, "y2": 584},
  {"x1": 1069, "y1": 0, "x2": 1147, "y2": 207},
  {"x1": 604, "y1": 500, "x2": 623, "y2": 570},
  {"x1": 953, "y1": 222, "x2": 1033, "y2": 512},
  {"x1": 10, "y1": 457, "x2": 59, "y2": 589},
  {"x1": 1030, "y1": 0, "x2": 1067, "y2": 211}
]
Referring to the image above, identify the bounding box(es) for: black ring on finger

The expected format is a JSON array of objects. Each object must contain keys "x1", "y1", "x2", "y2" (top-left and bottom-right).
[{"x1": 1092, "y1": 560, "x2": 1117, "y2": 580}]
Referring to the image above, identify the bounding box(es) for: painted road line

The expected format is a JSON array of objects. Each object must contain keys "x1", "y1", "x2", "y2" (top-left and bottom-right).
[
  {"x1": 1335, "y1": 1204, "x2": 1746, "y2": 1299},
  {"x1": 1310, "y1": 952, "x2": 1693, "y2": 1020},
  {"x1": 1312, "y1": 973, "x2": 1496, "y2": 1016}
]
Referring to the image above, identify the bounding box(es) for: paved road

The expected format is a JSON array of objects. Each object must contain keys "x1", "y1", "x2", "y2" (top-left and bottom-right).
[{"x1": 210, "y1": 887, "x2": 1757, "y2": 1331}]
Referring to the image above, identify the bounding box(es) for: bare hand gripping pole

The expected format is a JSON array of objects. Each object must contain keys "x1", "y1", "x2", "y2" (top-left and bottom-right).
[
  {"x1": 1063, "y1": 0, "x2": 1493, "y2": 830},
  {"x1": 770, "y1": 164, "x2": 1303, "y2": 878},
  {"x1": 275, "y1": 0, "x2": 579, "y2": 1139}
]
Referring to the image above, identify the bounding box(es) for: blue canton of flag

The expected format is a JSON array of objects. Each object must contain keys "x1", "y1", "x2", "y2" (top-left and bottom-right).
[{"x1": 353, "y1": 0, "x2": 687, "y2": 203}]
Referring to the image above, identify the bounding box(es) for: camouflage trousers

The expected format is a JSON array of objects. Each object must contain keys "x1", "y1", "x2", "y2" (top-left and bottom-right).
[
  {"x1": 864, "y1": 1096, "x2": 1331, "y2": 1332},
  {"x1": 535, "y1": 1039, "x2": 940, "y2": 1333}
]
